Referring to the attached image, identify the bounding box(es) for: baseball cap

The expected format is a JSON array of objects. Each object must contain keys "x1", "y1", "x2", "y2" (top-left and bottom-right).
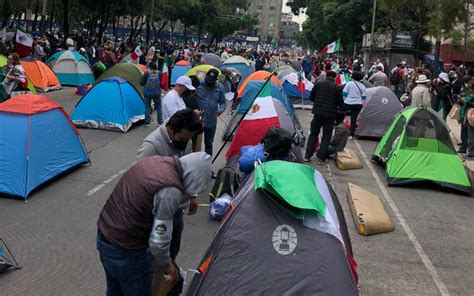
[
  {"x1": 206, "y1": 69, "x2": 219, "y2": 81},
  {"x1": 176, "y1": 76, "x2": 196, "y2": 90}
]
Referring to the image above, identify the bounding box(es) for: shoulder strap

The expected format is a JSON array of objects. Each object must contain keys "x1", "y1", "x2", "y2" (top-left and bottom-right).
[{"x1": 353, "y1": 81, "x2": 363, "y2": 97}]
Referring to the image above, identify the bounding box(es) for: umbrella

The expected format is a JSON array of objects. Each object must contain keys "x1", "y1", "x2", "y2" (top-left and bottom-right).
[{"x1": 202, "y1": 53, "x2": 222, "y2": 68}]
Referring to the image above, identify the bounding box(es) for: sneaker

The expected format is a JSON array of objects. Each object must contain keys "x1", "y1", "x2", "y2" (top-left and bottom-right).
[
  {"x1": 457, "y1": 148, "x2": 467, "y2": 154},
  {"x1": 145, "y1": 123, "x2": 151, "y2": 127},
  {"x1": 348, "y1": 136, "x2": 353, "y2": 140},
  {"x1": 211, "y1": 171, "x2": 217, "y2": 179},
  {"x1": 463, "y1": 154, "x2": 474, "y2": 159},
  {"x1": 317, "y1": 158, "x2": 326, "y2": 165}
]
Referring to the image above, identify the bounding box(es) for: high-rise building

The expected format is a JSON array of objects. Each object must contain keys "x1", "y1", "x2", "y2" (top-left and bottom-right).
[
  {"x1": 280, "y1": 13, "x2": 300, "y2": 47},
  {"x1": 247, "y1": 0, "x2": 283, "y2": 44}
]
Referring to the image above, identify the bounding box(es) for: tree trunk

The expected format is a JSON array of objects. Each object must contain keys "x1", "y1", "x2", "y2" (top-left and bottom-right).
[
  {"x1": 183, "y1": 24, "x2": 188, "y2": 43},
  {"x1": 170, "y1": 21, "x2": 176, "y2": 41},
  {"x1": 31, "y1": 0, "x2": 40, "y2": 32},
  {"x1": 62, "y1": 0, "x2": 70, "y2": 34},
  {"x1": 2, "y1": 0, "x2": 10, "y2": 27},
  {"x1": 153, "y1": 20, "x2": 168, "y2": 43},
  {"x1": 433, "y1": 39, "x2": 441, "y2": 77}
]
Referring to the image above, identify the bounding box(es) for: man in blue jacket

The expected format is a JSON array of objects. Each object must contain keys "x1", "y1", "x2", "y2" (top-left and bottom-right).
[{"x1": 197, "y1": 69, "x2": 226, "y2": 157}]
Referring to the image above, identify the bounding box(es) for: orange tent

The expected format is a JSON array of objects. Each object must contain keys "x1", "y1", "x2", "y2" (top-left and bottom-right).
[
  {"x1": 175, "y1": 60, "x2": 191, "y2": 66},
  {"x1": 135, "y1": 64, "x2": 148, "y2": 73},
  {"x1": 21, "y1": 60, "x2": 61, "y2": 92},
  {"x1": 237, "y1": 70, "x2": 282, "y2": 98}
]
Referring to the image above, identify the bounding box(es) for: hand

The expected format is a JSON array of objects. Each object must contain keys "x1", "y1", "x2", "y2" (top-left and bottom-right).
[
  {"x1": 164, "y1": 262, "x2": 179, "y2": 284},
  {"x1": 193, "y1": 109, "x2": 203, "y2": 117},
  {"x1": 188, "y1": 196, "x2": 198, "y2": 215},
  {"x1": 215, "y1": 110, "x2": 223, "y2": 117}
]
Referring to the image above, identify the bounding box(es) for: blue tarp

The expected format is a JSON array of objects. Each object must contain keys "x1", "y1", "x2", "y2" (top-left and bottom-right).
[
  {"x1": 71, "y1": 77, "x2": 145, "y2": 132},
  {"x1": 0, "y1": 109, "x2": 89, "y2": 199},
  {"x1": 171, "y1": 65, "x2": 192, "y2": 85}
]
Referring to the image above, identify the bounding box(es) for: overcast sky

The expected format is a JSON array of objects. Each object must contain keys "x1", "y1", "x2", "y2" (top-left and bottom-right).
[{"x1": 282, "y1": 0, "x2": 307, "y2": 26}]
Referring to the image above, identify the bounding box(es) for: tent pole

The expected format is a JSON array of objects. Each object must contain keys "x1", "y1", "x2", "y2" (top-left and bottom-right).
[{"x1": 212, "y1": 72, "x2": 277, "y2": 164}]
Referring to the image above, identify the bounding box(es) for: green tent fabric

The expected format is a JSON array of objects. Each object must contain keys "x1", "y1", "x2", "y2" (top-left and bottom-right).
[
  {"x1": 96, "y1": 63, "x2": 144, "y2": 96},
  {"x1": 373, "y1": 106, "x2": 471, "y2": 194},
  {"x1": 255, "y1": 161, "x2": 326, "y2": 219}
]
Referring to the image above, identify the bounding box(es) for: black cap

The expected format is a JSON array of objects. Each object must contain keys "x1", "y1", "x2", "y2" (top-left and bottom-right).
[{"x1": 207, "y1": 68, "x2": 219, "y2": 81}]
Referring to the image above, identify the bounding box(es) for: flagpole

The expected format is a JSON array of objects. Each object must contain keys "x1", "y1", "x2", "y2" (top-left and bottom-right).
[{"x1": 212, "y1": 71, "x2": 278, "y2": 164}]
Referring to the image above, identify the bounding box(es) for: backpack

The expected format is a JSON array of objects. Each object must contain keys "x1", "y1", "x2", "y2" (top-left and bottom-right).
[
  {"x1": 390, "y1": 71, "x2": 401, "y2": 85},
  {"x1": 209, "y1": 166, "x2": 240, "y2": 202},
  {"x1": 261, "y1": 126, "x2": 294, "y2": 160},
  {"x1": 144, "y1": 70, "x2": 161, "y2": 97}
]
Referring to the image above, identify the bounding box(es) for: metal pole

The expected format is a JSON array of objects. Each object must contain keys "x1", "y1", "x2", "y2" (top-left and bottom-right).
[
  {"x1": 368, "y1": 0, "x2": 377, "y2": 70},
  {"x1": 463, "y1": 2, "x2": 470, "y2": 73},
  {"x1": 39, "y1": 0, "x2": 47, "y2": 35}
]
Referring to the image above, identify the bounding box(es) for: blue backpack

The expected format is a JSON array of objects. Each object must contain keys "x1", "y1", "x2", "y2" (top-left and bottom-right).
[{"x1": 144, "y1": 70, "x2": 161, "y2": 97}]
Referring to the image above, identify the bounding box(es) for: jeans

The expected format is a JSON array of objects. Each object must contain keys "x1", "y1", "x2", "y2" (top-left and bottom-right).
[
  {"x1": 343, "y1": 103, "x2": 363, "y2": 136},
  {"x1": 144, "y1": 95, "x2": 162, "y2": 124},
  {"x1": 305, "y1": 115, "x2": 334, "y2": 161},
  {"x1": 97, "y1": 233, "x2": 153, "y2": 296},
  {"x1": 203, "y1": 126, "x2": 217, "y2": 156},
  {"x1": 468, "y1": 124, "x2": 474, "y2": 156},
  {"x1": 460, "y1": 117, "x2": 468, "y2": 151}
]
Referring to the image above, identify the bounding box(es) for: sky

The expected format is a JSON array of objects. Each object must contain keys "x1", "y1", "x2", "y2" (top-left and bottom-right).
[{"x1": 282, "y1": 0, "x2": 308, "y2": 27}]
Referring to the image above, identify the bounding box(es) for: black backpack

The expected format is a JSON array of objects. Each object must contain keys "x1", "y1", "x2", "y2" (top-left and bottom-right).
[
  {"x1": 261, "y1": 127, "x2": 294, "y2": 160},
  {"x1": 390, "y1": 71, "x2": 401, "y2": 85},
  {"x1": 209, "y1": 166, "x2": 240, "y2": 202}
]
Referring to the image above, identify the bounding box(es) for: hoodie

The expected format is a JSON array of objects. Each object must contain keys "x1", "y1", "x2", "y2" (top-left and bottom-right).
[
  {"x1": 137, "y1": 120, "x2": 192, "y2": 159},
  {"x1": 149, "y1": 152, "x2": 211, "y2": 267}
]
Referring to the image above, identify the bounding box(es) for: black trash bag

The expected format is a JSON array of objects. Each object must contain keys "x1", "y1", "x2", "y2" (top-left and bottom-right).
[{"x1": 261, "y1": 127, "x2": 294, "y2": 160}]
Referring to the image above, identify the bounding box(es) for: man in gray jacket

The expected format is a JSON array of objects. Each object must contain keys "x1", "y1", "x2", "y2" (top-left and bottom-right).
[{"x1": 97, "y1": 152, "x2": 212, "y2": 296}]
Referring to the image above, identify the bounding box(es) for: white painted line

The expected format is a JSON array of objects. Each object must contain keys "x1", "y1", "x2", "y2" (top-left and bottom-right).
[
  {"x1": 87, "y1": 166, "x2": 131, "y2": 197},
  {"x1": 354, "y1": 140, "x2": 450, "y2": 296}
]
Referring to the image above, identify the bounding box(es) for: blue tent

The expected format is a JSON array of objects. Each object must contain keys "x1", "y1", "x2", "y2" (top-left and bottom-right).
[
  {"x1": 238, "y1": 81, "x2": 296, "y2": 118},
  {"x1": 71, "y1": 77, "x2": 145, "y2": 132},
  {"x1": 46, "y1": 50, "x2": 94, "y2": 86},
  {"x1": 282, "y1": 80, "x2": 312, "y2": 100},
  {"x1": 171, "y1": 63, "x2": 192, "y2": 86},
  {"x1": 0, "y1": 94, "x2": 89, "y2": 199}
]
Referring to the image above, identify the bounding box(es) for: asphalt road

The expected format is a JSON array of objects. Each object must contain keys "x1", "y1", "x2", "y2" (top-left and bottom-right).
[{"x1": 0, "y1": 88, "x2": 473, "y2": 295}]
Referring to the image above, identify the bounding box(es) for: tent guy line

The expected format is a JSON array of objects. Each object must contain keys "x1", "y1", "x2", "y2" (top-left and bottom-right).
[
  {"x1": 354, "y1": 140, "x2": 451, "y2": 296},
  {"x1": 87, "y1": 161, "x2": 136, "y2": 197}
]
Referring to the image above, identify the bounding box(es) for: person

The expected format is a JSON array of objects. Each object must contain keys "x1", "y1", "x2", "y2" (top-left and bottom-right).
[
  {"x1": 182, "y1": 75, "x2": 204, "y2": 152},
  {"x1": 458, "y1": 78, "x2": 473, "y2": 154},
  {"x1": 342, "y1": 71, "x2": 367, "y2": 137},
  {"x1": 97, "y1": 152, "x2": 212, "y2": 296},
  {"x1": 327, "y1": 113, "x2": 350, "y2": 156},
  {"x1": 433, "y1": 72, "x2": 454, "y2": 120},
  {"x1": 2, "y1": 53, "x2": 26, "y2": 96},
  {"x1": 368, "y1": 65, "x2": 388, "y2": 87},
  {"x1": 390, "y1": 64, "x2": 405, "y2": 98},
  {"x1": 304, "y1": 71, "x2": 343, "y2": 164},
  {"x1": 197, "y1": 69, "x2": 226, "y2": 157},
  {"x1": 220, "y1": 47, "x2": 230, "y2": 62},
  {"x1": 32, "y1": 39, "x2": 46, "y2": 61},
  {"x1": 100, "y1": 44, "x2": 116, "y2": 69},
  {"x1": 162, "y1": 76, "x2": 195, "y2": 121},
  {"x1": 411, "y1": 75, "x2": 431, "y2": 107},
  {"x1": 141, "y1": 62, "x2": 162, "y2": 126}
]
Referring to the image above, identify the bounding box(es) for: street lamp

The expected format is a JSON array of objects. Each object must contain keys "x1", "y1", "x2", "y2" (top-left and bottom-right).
[{"x1": 368, "y1": 0, "x2": 377, "y2": 69}]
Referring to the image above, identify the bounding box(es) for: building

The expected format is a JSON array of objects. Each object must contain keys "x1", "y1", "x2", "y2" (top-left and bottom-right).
[
  {"x1": 280, "y1": 13, "x2": 300, "y2": 47},
  {"x1": 248, "y1": 0, "x2": 283, "y2": 44}
]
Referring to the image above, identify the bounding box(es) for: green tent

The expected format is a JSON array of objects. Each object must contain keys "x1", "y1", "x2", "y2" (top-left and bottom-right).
[
  {"x1": 96, "y1": 63, "x2": 144, "y2": 96},
  {"x1": 373, "y1": 106, "x2": 471, "y2": 194}
]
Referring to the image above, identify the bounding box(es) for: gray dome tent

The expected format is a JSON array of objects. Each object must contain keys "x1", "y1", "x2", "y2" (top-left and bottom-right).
[{"x1": 356, "y1": 86, "x2": 403, "y2": 139}]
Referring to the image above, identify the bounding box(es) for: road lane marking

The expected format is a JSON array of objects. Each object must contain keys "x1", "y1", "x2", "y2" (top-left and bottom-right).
[
  {"x1": 354, "y1": 140, "x2": 450, "y2": 296},
  {"x1": 87, "y1": 168, "x2": 128, "y2": 196}
]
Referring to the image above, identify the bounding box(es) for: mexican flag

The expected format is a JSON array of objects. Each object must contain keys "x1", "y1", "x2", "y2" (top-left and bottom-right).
[
  {"x1": 160, "y1": 61, "x2": 169, "y2": 91},
  {"x1": 336, "y1": 73, "x2": 352, "y2": 85},
  {"x1": 226, "y1": 83, "x2": 280, "y2": 158},
  {"x1": 320, "y1": 40, "x2": 340, "y2": 55},
  {"x1": 15, "y1": 29, "x2": 33, "y2": 57},
  {"x1": 130, "y1": 46, "x2": 143, "y2": 61},
  {"x1": 297, "y1": 71, "x2": 305, "y2": 96}
]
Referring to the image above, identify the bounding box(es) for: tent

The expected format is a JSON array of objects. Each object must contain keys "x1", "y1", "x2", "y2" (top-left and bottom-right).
[
  {"x1": 356, "y1": 86, "x2": 403, "y2": 138},
  {"x1": 372, "y1": 106, "x2": 471, "y2": 194},
  {"x1": 46, "y1": 50, "x2": 94, "y2": 86},
  {"x1": 185, "y1": 64, "x2": 221, "y2": 81},
  {"x1": 171, "y1": 60, "x2": 192, "y2": 86},
  {"x1": 280, "y1": 72, "x2": 313, "y2": 100},
  {"x1": 237, "y1": 70, "x2": 282, "y2": 98},
  {"x1": 221, "y1": 56, "x2": 253, "y2": 81},
  {"x1": 0, "y1": 94, "x2": 89, "y2": 199},
  {"x1": 71, "y1": 77, "x2": 145, "y2": 132},
  {"x1": 20, "y1": 60, "x2": 61, "y2": 92},
  {"x1": 202, "y1": 53, "x2": 222, "y2": 68},
  {"x1": 187, "y1": 161, "x2": 357, "y2": 295},
  {"x1": 96, "y1": 63, "x2": 144, "y2": 96}
]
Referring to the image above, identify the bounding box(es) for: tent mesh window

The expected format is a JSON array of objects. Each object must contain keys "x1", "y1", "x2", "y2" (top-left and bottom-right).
[
  {"x1": 402, "y1": 109, "x2": 455, "y2": 154},
  {"x1": 379, "y1": 116, "x2": 406, "y2": 160}
]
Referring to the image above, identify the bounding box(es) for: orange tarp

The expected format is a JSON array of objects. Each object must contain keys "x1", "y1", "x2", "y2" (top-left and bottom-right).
[{"x1": 21, "y1": 60, "x2": 61, "y2": 92}]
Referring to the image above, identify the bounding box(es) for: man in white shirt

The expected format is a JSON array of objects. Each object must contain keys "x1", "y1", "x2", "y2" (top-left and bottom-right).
[{"x1": 162, "y1": 76, "x2": 196, "y2": 120}]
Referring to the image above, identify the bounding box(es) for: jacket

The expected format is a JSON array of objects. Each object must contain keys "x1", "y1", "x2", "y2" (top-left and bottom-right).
[
  {"x1": 411, "y1": 84, "x2": 431, "y2": 107},
  {"x1": 197, "y1": 82, "x2": 226, "y2": 128},
  {"x1": 136, "y1": 121, "x2": 192, "y2": 160},
  {"x1": 310, "y1": 78, "x2": 343, "y2": 118}
]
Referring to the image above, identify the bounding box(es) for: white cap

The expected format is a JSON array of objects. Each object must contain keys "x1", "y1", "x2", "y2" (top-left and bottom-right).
[
  {"x1": 439, "y1": 72, "x2": 449, "y2": 83},
  {"x1": 176, "y1": 76, "x2": 196, "y2": 90}
]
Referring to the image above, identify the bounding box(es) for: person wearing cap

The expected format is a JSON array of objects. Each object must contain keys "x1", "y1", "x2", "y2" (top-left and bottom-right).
[
  {"x1": 162, "y1": 76, "x2": 196, "y2": 121},
  {"x1": 411, "y1": 74, "x2": 431, "y2": 107},
  {"x1": 197, "y1": 68, "x2": 226, "y2": 157},
  {"x1": 368, "y1": 65, "x2": 388, "y2": 87},
  {"x1": 97, "y1": 152, "x2": 212, "y2": 295},
  {"x1": 433, "y1": 72, "x2": 454, "y2": 119}
]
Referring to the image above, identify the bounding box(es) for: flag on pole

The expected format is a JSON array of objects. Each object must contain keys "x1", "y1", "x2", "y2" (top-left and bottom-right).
[
  {"x1": 335, "y1": 73, "x2": 352, "y2": 85},
  {"x1": 320, "y1": 40, "x2": 341, "y2": 55},
  {"x1": 297, "y1": 71, "x2": 305, "y2": 95},
  {"x1": 130, "y1": 46, "x2": 143, "y2": 61},
  {"x1": 15, "y1": 29, "x2": 33, "y2": 57},
  {"x1": 160, "y1": 61, "x2": 169, "y2": 91},
  {"x1": 226, "y1": 83, "x2": 280, "y2": 158}
]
